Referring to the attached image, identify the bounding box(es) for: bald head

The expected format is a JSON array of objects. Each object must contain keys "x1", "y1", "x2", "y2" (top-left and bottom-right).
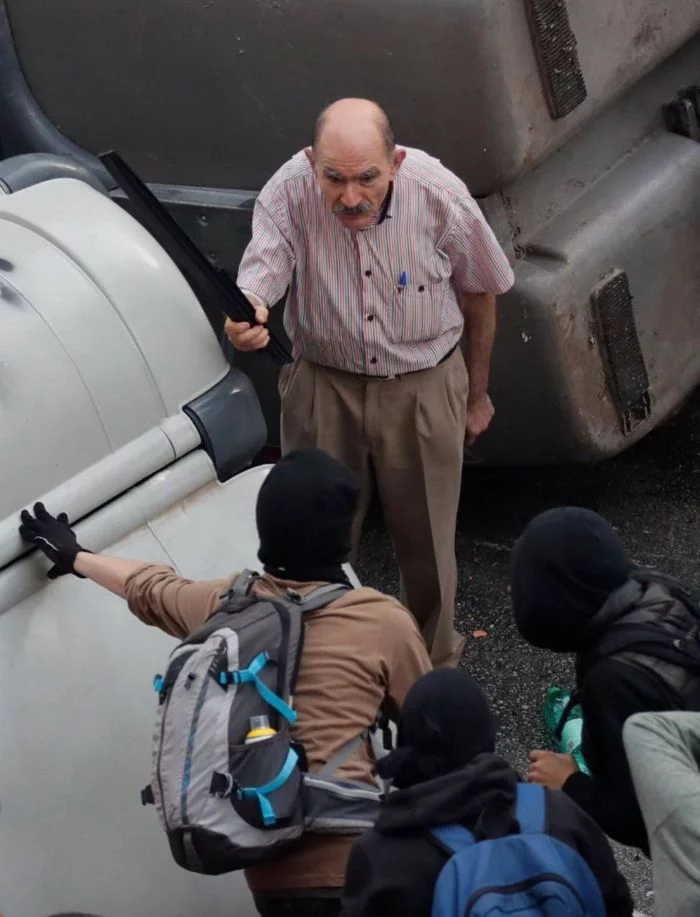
[
  {"x1": 308, "y1": 99, "x2": 404, "y2": 231},
  {"x1": 313, "y1": 99, "x2": 395, "y2": 160}
]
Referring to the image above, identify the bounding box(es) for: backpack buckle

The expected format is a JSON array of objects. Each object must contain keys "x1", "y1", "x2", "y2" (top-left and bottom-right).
[
  {"x1": 209, "y1": 771, "x2": 235, "y2": 799},
  {"x1": 153, "y1": 673, "x2": 169, "y2": 703},
  {"x1": 371, "y1": 709, "x2": 395, "y2": 751},
  {"x1": 218, "y1": 671, "x2": 242, "y2": 687}
]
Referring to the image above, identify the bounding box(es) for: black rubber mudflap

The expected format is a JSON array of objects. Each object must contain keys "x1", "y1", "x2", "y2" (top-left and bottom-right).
[
  {"x1": 591, "y1": 270, "x2": 651, "y2": 435},
  {"x1": 525, "y1": 0, "x2": 588, "y2": 120}
]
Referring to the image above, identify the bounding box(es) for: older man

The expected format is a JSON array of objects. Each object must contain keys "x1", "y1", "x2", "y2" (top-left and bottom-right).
[{"x1": 226, "y1": 98, "x2": 514, "y2": 666}]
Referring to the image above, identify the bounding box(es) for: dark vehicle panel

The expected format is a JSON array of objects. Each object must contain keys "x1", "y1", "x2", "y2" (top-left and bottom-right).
[{"x1": 6, "y1": 0, "x2": 700, "y2": 194}]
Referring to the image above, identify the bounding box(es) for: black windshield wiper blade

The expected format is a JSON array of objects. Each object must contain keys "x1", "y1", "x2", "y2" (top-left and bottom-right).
[{"x1": 99, "y1": 150, "x2": 292, "y2": 365}]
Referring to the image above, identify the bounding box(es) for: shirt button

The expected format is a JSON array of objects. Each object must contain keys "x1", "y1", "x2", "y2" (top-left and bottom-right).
[
  {"x1": 418, "y1": 285, "x2": 425, "y2": 292},
  {"x1": 364, "y1": 270, "x2": 372, "y2": 277},
  {"x1": 367, "y1": 315, "x2": 374, "y2": 322},
  {"x1": 370, "y1": 357, "x2": 377, "y2": 364}
]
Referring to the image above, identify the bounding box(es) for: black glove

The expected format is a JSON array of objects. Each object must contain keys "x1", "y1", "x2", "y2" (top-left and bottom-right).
[{"x1": 18, "y1": 502, "x2": 88, "y2": 579}]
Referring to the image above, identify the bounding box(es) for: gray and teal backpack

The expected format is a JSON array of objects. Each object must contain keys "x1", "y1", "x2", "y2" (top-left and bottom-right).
[{"x1": 141, "y1": 570, "x2": 385, "y2": 874}]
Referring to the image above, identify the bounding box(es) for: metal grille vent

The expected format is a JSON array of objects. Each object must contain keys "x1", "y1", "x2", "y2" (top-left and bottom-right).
[
  {"x1": 525, "y1": 0, "x2": 588, "y2": 120},
  {"x1": 591, "y1": 269, "x2": 651, "y2": 435}
]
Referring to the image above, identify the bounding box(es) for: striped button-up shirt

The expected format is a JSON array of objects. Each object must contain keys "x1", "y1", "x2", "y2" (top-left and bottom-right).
[{"x1": 237, "y1": 147, "x2": 514, "y2": 376}]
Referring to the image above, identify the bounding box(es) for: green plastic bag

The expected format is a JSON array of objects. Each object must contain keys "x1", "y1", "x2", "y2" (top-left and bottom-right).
[{"x1": 542, "y1": 685, "x2": 591, "y2": 776}]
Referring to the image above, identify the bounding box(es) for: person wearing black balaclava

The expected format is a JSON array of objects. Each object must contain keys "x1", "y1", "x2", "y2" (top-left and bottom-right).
[
  {"x1": 18, "y1": 448, "x2": 432, "y2": 917},
  {"x1": 255, "y1": 446, "x2": 359, "y2": 585},
  {"x1": 511, "y1": 506, "x2": 700, "y2": 855},
  {"x1": 342, "y1": 668, "x2": 633, "y2": 917}
]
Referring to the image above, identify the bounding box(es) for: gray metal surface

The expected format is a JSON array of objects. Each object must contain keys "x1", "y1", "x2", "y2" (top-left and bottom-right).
[
  {"x1": 5, "y1": 0, "x2": 700, "y2": 195},
  {"x1": 155, "y1": 87, "x2": 700, "y2": 462},
  {"x1": 0, "y1": 176, "x2": 229, "y2": 520},
  {"x1": 120, "y1": 188, "x2": 289, "y2": 448},
  {"x1": 0, "y1": 417, "x2": 199, "y2": 570},
  {"x1": 0, "y1": 151, "x2": 106, "y2": 194},
  {"x1": 113, "y1": 183, "x2": 257, "y2": 298},
  {"x1": 496, "y1": 33, "x2": 700, "y2": 253},
  {"x1": 109, "y1": 30, "x2": 700, "y2": 461},
  {"x1": 0, "y1": 0, "x2": 697, "y2": 467},
  {"x1": 0, "y1": 1, "x2": 112, "y2": 187},
  {"x1": 480, "y1": 131, "x2": 700, "y2": 463},
  {"x1": 0, "y1": 450, "x2": 216, "y2": 616}
]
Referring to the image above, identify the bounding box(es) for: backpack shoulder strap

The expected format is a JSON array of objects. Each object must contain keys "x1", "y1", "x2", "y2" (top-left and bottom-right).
[
  {"x1": 228, "y1": 569, "x2": 258, "y2": 597},
  {"x1": 515, "y1": 783, "x2": 546, "y2": 835},
  {"x1": 431, "y1": 824, "x2": 477, "y2": 854},
  {"x1": 316, "y1": 734, "x2": 366, "y2": 778},
  {"x1": 315, "y1": 728, "x2": 390, "y2": 793},
  {"x1": 206, "y1": 570, "x2": 259, "y2": 622},
  {"x1": 634, "y1": 569, "x2": 700, "y2": 617},
  {"x1": 293, "y1": 583, "x2": 353, "y2": 614},
  {"x1": 635, "y1": 567, "x2": 695, "y2": 594}
]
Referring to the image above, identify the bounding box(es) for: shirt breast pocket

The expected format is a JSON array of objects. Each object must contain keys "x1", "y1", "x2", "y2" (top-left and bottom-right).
[{"x1": 390, "y1": 281, "x2": 447, "y2": 345}]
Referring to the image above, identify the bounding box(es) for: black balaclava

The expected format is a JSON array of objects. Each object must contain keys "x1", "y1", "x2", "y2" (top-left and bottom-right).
[
  {"x1": 378, "y1": 669, "x2": 496, "y2": 789},
  {"x1": 511, "y1": 506, "x2": 633, "y2": 653},
  {"x1": 256, "y1": 448, "x2": 360, "y2": 585}
]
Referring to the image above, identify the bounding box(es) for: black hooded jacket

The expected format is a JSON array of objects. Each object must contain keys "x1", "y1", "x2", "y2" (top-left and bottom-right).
[
  {"x1": 341, "y1": 754, "x2": 634, "y2": 917},
  {"x1": 564, "y1": 576, "x2": 700, "y2": 853},
  {"x1": 511, "y1": 507, "x2": 700, "y2": 853}
]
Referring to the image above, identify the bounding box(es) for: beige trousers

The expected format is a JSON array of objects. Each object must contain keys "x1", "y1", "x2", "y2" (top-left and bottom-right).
[{"x1": 278, "y1": 348, "x2": 468, "y2": 667}]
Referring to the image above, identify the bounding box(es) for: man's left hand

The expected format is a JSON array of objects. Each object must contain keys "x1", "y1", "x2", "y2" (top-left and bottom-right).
[
  {"x1": 465, "y1": 393, "x2": 494, "y2": 446},
  {"x1": 527, "y1": 750, "x2": 579, "y2": 789}
]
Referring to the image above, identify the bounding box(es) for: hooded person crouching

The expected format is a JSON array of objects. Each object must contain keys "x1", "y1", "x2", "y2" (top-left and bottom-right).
[
  {"x1": 511, "y1": 506, "x2": 700, "y2": 854},
  {"x1": 18, "y1": 448, "x2": 432, "y2": 917},
  {"x1": 341, "y1": 669, "x2": 633, "y2": 917}
]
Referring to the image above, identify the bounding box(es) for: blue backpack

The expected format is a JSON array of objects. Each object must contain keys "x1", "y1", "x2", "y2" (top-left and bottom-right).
[{"x1": 430, "y1": 784, "x2": 606, "y2": 917}]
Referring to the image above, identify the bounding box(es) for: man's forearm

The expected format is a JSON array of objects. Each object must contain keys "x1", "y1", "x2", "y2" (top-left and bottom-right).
[
  {"x1": 460, "y1": 291, "x2": 496, "y2": 398},
  {"x1": 73, "y1": 552, "x2": 147, "y2": 598}
]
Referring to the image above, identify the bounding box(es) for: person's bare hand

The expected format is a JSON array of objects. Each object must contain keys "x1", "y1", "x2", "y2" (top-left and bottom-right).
[
  {"x1": 224, "y1": 305, "x2": 270, "y2": 351},
  {"x1": 465, "y1": 392, "x2": 494, "y2": 446},
  {"x1": 527, "y1": 750, "x2": 579, "y2": 789}
]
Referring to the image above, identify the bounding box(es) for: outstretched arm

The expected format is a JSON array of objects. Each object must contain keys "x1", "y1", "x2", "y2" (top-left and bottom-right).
[
  {"x1": 19, "y1": 503, "x2": 227, "y2": 638},
  {"x1": 19, "y1": 501, "x2": 146, "y2": 594},
  {"x1": 73, "y1": 551, "x2": 146, "y2": 598}
]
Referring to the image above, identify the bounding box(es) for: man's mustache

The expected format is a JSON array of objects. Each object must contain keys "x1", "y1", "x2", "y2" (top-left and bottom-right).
[{"x1": 333, "y1": 201, "x2": 373, "y2": 216}]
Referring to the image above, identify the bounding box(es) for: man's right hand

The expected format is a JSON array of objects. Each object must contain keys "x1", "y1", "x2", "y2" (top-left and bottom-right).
[{"x1": 224, "y1": 305, "x2": 270, "y2": 351}]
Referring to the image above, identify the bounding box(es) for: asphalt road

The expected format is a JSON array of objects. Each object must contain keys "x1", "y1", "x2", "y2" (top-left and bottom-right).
[{"x1": 355, "y1": 388, "x2": 700, "y2": 916}]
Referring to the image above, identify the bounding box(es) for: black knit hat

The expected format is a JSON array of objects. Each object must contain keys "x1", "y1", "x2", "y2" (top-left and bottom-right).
[
  {"x1": 511, "y1": 507, "x2": 633, "y2": 652},
  {"x1": 256, "y1": 448, "x2": 360, "y2": 584},
  {"x1": 378, "y1": 669, "x2": 497, "y2": 789}
]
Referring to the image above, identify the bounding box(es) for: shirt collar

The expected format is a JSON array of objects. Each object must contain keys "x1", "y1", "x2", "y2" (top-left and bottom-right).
[{"x1": 376, "y1": 180, "x2": 394, "y2": 225}]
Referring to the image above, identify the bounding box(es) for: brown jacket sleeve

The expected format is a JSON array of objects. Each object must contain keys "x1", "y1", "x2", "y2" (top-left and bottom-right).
[
  {"x1": 380, "y1": 601, "x2": 432, "y2": 719},
  {"x1": 124, "y1": 563, "x2": 233, "y2": 639}
]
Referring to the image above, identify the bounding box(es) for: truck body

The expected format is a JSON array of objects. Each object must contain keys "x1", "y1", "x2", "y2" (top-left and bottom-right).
[
  {"x1": 0, "y1": 170, "x2": 359, "y2": 916},
  {"x1": 1, "y1": 0, "x2": 699, "y2": 461}
]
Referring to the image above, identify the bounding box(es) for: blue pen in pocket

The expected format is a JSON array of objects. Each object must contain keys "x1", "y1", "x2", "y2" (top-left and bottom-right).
[{"x1": 399, "y1": 271, "x2": 407, "y2": 287}]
